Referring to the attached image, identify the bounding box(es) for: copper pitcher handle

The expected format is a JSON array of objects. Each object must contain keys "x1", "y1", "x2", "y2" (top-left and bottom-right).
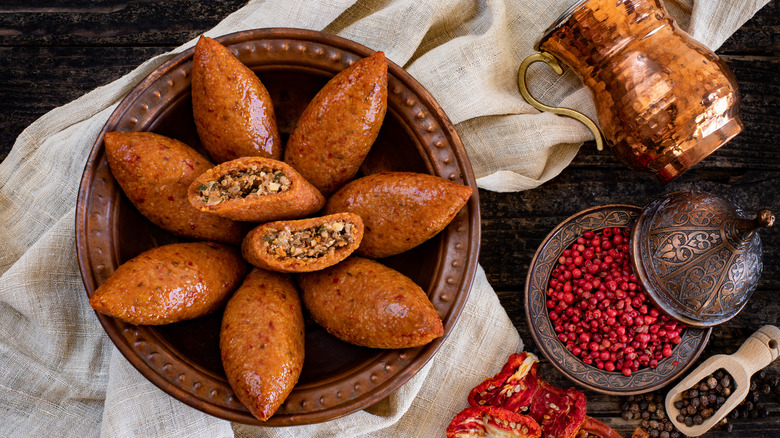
[{"x1": 517, "y1": 52, "x2": 605, "y2": 151}]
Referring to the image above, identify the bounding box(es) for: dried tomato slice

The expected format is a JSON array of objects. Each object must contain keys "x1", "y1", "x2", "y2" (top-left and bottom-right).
[
  {"x1": 468, "y1": 352, "x2": 587, "y2": 438},
  {"x1": 446, "y1": 406, "x2": 541, "y2": 438},
  {"x1": 468, "y1": 352, "x2": 539, "y2": 412},
  {"x1": 529, "y1": 380, "x2": 586, "y2": 438}
]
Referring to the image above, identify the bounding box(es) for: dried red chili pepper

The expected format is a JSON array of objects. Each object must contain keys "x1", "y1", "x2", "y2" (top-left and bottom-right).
[
  {"x1": 446, "y1": 406, "x2": 541, "y2": 438},
  {"x1": 468, "y1": 352, "x2": 587, "y2": 438},
  {"x1": 579, "y1": 416, "x2": 624, "y2": 438}
]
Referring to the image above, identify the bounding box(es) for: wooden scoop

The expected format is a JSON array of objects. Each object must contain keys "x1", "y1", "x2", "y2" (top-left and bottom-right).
[{"x1": 665, "y1": 325, "x2": 780, "y2": 437}]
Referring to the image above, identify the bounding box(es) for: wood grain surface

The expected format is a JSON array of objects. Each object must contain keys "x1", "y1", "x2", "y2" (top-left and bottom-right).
[{"x1": 2, "y1": 1, "x2": 778, "y2": 436}]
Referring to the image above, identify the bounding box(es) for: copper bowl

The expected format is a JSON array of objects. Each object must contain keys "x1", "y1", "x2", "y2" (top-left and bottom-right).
[
  {"x1": 75, "y1": 29, "x2": 480, "y2": 425},
  {"x1": 525, "y1": 205, "x2": 711, "y2": 395}
]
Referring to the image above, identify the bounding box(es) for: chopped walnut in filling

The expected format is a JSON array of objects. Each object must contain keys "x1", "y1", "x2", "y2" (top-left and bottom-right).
[
  {"x1": 264, "y1": 221, "x2": 356, "y2": 260},
  {"x1": 198, "y1": 165, "x2": 291, "y2": 205}
]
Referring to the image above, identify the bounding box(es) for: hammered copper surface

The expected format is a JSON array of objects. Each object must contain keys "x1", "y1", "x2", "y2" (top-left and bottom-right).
[
  {"x1": 538, "y1": 0, "x2": 742, "y2": 183},
  {"x1": 75, "y1": 29, "x2": 480, "y2": 425},
  {"x1": 632, "y1": 191, "x2": 774, "y2": 327},
  {"x1": 525, "y1": 205, "x2": 711, "y2": 395}
]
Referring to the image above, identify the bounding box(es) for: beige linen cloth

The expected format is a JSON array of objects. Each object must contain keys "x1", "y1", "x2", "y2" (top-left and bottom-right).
[{"x1": 0, "y1": 0, "x2": 767, "y2": 437}]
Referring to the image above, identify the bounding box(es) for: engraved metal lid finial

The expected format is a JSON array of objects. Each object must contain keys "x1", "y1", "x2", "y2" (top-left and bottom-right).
[{"x1": 756, "y1": 209, "x2": 776, "y2": 228}]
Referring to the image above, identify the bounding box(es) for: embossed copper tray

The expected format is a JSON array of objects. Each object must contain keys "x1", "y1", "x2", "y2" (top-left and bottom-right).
[
  {"x1": 524, "y1": 204, "x2": 710, "y2": 395},
  {"x1": 75, "y1": 29, "x2": 480, "y2": 425}
]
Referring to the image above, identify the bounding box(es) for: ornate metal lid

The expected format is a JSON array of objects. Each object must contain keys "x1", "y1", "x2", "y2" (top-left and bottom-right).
[{"x1": 631, "y1": 191, "x2": 774, "y2": 327}]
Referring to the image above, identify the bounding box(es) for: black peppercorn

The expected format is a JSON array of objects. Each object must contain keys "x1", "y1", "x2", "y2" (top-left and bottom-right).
[
  {"x1": 622, "y1": 394, "x2": 689, "y2": 438},
  {"x1": 684, "y1": 416, "x2": 693, "y2": 427},
  {"x1": 660, "y1": 432, "x2": 670, "y2": 438},
  {"x1": 706, "y1": 376, "x2": 718, "y2": 389}
]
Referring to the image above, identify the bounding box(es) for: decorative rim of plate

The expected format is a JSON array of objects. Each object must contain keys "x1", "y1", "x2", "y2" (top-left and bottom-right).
[
  {"x1": 75, "y1": 28, "x2": 481, "y2": 425},
  {"x1": 524, "y1": 204, "x2": 711, "y2": 395}
]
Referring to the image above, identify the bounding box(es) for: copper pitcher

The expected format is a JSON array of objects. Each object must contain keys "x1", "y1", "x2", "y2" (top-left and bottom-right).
[{"x1": 518, "y1": 0, "x2": 743, "y2": 183}]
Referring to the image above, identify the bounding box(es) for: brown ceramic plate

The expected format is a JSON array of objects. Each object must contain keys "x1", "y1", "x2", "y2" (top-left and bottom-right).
[
  {"x1": 524, "y1": 204, "x2": 711, "y2": 395},
  {"x1": 75, "y1": 29, "x2": 480, "y2": 425}
]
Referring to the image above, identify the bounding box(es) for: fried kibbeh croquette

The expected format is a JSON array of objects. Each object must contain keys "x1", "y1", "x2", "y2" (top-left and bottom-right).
[
  {"x1": 241, "y1": 213, "x2": 364, "y2": 273},
  {"x1": 188, "y1": 156, "x2": 325, "y2": 222},
  {"x1": 104, "y1": 131, "x2": 246, "y2": 244},
  {"x1": 220, "y1": 268, "x2": 304, "y2": 421},
  {"x1": 324, "y1": 172, "x2": 473, "y2": 258},
  {"x1": 89, "y1": 242, "x2": 248, "y2": 325},
  {"x1": 299, "y1": 257, "x2": 443, "y2": 349},
  {"x1": 192, "y1": 35, "x2": 281, "y2": 162},
  {"x1": 284, "y1": 51, "x2": 388, "y2": 196}
]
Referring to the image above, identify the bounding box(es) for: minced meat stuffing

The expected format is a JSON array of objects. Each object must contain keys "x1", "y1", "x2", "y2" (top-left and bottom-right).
[
  {"x1": 264, "y1": 221, "x2": 356, "y2": 260},
  {"x1": 198, "y1": 165, "x2": 291, "y2": 205}
]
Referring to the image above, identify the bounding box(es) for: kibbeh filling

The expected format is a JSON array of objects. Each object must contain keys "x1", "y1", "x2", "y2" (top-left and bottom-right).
[
  {"x1": 264, "y1": 221, "x2": 356, "y2": 260},
  {"x1": 198, "y1": 165, "x2": 291, "y2": 204}
]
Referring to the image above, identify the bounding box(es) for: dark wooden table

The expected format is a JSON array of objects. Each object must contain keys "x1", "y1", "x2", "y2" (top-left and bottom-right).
[{"x1": 2, "y1": 1, "x2": 778, "y2": 436}]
